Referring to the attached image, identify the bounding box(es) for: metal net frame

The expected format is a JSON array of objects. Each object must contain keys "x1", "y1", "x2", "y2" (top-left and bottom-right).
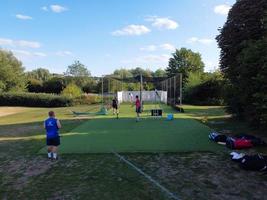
[{"x1": 102, "y1": 73, "x2": 183, "y2": 108}]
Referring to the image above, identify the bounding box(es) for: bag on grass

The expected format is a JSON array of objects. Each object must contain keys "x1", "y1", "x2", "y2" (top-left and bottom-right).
[
  {"x1": 215, "y1": 135, "x2": 227, "y2": 143},
  {"x1": 240, "y1": 154, "x2": 267, "y2": 171},
  {"x1": 166, "y1": 114, "x2": 174, "y2": 121},
  {"x1": 235, "y1": 134, "x2": 266, "y2": 146},
  {"x1": 226, "y1": 137, "x2": 236, "y2": 149},
  {"x1": 230, "y1": 152, "x2": 245, "y2": 162},
  {"x1": 209, "y1": 132, "x2": 219, "y2": 141},
  {"x1": 226, "y1": 137, "x2": 253, "y2": 149},
  {"x1": 234, "y1": 139, "x2": 253, "y2": 149}
]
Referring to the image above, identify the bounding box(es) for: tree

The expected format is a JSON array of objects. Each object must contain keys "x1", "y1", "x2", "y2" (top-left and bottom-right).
[
  {"x1": 27, "y1": 79, "x2": 43, "y2": 93},
  {"x1": 65, "y1": 60, "x2": 92, "y2": 88},
  {"x1": 130, "y1": 67, "x2": 153, "y2": 78},
  {"x1": 153, "y1": 69, "x2": 166, "y2": 77},
  {"x1": 65, "y1": 60, "x2": 91, "y2": 77},
  {"x1": 0, "y1": 50, "x2": 26, "y2": 92},
  {"x1": 62, "y1": 83, "x2": 82, "y2": 98},
  {"x1": 113, "y1": 69, "x2": 133, "y2": 78},
  {"x1": 43, "y1": 77, "x2": 66, "y2": 94},
  {"x1": 166, "y1": 48, "x2": 205, "y2": 82},
  {"x1": 26, "y1": 68, "x2": 51, "y2": 82},
  {"x1": 216, "y1": 0, "x2": 267, "y2": 127},
  {"x1": 184, "y1": 71, "x2": 225, "y2": 105}
]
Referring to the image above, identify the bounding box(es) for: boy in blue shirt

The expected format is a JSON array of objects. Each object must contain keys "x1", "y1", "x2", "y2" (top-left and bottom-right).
[{"x1": 44, "y1": 111, "x2": 62, "y2": 160}]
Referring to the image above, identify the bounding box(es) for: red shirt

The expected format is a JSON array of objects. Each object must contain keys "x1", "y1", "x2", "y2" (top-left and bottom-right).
[{"x1": 135, "y1": 99, "x2": 141, "y2": 108}]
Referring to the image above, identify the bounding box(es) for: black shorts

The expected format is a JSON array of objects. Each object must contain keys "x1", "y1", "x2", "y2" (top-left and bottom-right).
[
  {"x1": 112, "y1": 104, "x2": 118, "y2": 109},
  {"x1": 46, "y1": 136, "x2": 60, "y2": 146},
  {"x1": 136, "y1": 107, "x2": 141, "y2": 113}
]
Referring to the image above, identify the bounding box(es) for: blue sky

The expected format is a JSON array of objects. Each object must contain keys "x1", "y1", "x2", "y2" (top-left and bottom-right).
[{"x1": 0, "y1": 0, "x2": 235, "y2": 76}]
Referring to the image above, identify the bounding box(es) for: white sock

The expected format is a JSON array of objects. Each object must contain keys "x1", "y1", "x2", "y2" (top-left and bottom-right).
[
  {"x1": 48, "y1": 152, "x2": 52, "y2": 158},
  {"x1": 53, "y1": 153, "x2": 57, "y2": 159}
]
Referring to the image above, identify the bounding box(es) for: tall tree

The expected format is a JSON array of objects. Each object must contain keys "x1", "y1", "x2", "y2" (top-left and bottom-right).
[
  {"x1": 216, "y1": 0, "x2": 267, "y2": 127},
  {"x1": 113, "y1": 68, "x2": 133, "y2": 78},
  {"x1": 0, "y1": 50, "x2": 26, "y2": 92},
  {"x1": 65, "y1": 60, "x2": 91, "y2": 88},
  {"x1": 166, "y1": 48, "x2": 204, "y2": 81},
  {"x1": 153, "y1": 69, "x2": 167, "y2": 77},
  {"x1": 26, "y1": 68, "x2": 51, "y2": 82},
  {"x1": 65, "y1": 60, "x2": 91, "y2": 77},
  {"x1": 130, "y1": 67, "x2": 153, "y2": 78}
]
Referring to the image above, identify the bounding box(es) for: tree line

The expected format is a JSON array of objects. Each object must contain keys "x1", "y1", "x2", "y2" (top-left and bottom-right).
[
  {"x1": 216, "y1": 0, "x2": 267, "y2": 128},
  {"x1": 0, "y1": 47, "x2": 222, "y2": 104}
]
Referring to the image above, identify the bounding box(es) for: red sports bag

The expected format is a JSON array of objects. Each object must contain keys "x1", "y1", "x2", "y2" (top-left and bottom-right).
[{"x1": 234, "y1": 139, "x2": 253, "y2": 149}]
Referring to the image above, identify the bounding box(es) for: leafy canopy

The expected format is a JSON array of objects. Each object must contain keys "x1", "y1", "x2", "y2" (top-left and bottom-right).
[{"x1": 0, "y1": 49, "x2": 26, "y2": 92}]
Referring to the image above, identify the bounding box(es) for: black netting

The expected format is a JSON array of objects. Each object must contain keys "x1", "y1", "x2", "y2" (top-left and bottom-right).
[{"x1": 97, "y1": 74, "x2": 182, "y2": 106}]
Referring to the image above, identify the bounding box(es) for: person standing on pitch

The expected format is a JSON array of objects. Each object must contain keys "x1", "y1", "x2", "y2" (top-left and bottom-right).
[
  {"x1": 135, "y1": 95, "x2": 141, "y2": 122},
  {"x1": 44, "y1": 111, "x2": 61, "y2": 160},
  {"x1": 112, "y1": 96, "x2": 119, "y2": 118}
]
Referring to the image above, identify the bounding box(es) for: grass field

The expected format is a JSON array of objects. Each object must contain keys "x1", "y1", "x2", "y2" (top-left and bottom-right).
[
  {"x1": 38, "y1": 104, "x2": 222, "y2": 154},
  {"x1": 0, "y1": 104, "x2": 267, "y2": 200}
]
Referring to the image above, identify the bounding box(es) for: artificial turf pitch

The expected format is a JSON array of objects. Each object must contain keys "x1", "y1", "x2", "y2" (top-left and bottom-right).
[
  {"x1": 39, "y1": 104, "x2": 222, "y2": 154},
  {"x1": 39, "y1": 103, "x2": 222, "y2": 153}
]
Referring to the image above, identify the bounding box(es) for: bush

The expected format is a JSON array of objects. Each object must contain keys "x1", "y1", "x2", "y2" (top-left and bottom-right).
[
  {"x1": 27, "y1": 79, "x2": 43, "y2": 93},
  {"x1": 0, "y1": 92, "x2": 73, "y2": 107},
  {"x1": 73, "y1": 94, "x2": 102, "y2": 105},
  {"x1": 62, "y1": 83, "x2": 82, "y2": 98},
  {"x1": 183, "y1": 72, "x2": 225, "y2": 105},
  {"x1": 184, "y1": 78, "x2": 225, "y2": 106},
  {"x1": 43, "y1": 77, "x2": 66, "y2": 94}
]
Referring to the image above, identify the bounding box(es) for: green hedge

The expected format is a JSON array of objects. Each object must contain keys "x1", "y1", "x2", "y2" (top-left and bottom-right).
[
  {"x1": 73, "y1": 94, "x2": 112, "y2": 105},
  {"x1": 0, "y1": 92, "x2": 73, "y2": 107},
  {"x1": 184, "y1": 79, "x2": 225, "y2": 106}
]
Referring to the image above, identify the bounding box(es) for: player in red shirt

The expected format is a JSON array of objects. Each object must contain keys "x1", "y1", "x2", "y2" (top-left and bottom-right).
[{"x1": 135, "y1": 95, "x2": 141, "y2": 122}]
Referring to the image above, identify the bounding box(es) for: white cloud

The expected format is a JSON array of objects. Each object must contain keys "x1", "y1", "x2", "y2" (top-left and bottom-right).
[
  {"x1": 140, "y1": 45, "x2": 157, "y2": 52},
  {"x1": 41, "y1": 6, "x2": 48, "y2": 11},
  {"x1": 16, "y1": 40, "x2": 41, "y2": 48},
  {"x1": 187, "y1": 37, "x2": 214, "y2": 45},
  {"x1": 33, "y1": 52, "x2": 47, "y2": 57},
  {"x1": 112, "y1": 25, "x2": 151, "y2": 36},
  {"x1": 11, "y1": 50, "x2": 46, "y2": 58},
  {"x1": 214, "y1": 4, "x2": 231, "y2": 15},
  {"x1": 160, "y1": 43, "x2": 176, "y2": 51},
  {"x1": 146, "y1": 16, "x2": 179, "y2": 30},
  {"x1": 50, "y1": 5, "x2": 67, "y2": 13},
  {"x1": 0, "y1": 38, "x2": 13, "y2": 46},
  {"x1": 15, "y1": 14, "x2": 33, "y2": 20},
  {"x1": 140, "y1": 43, "x2": 176, "y2": 52},
  {"x1": 55, "y1": 51, "x2": 73, "y2": 56},
  {"x1": 12, "y1": 50, "x2": 31, "y2": 56},
  {"x1": 0, "y1": 37, "x2": 41, "y2": 48}
]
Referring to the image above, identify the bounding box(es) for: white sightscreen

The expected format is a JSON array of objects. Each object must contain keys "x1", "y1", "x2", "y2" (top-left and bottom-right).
[{"x1": 117, "y1": 91, "x2": 167, "y2": 104}]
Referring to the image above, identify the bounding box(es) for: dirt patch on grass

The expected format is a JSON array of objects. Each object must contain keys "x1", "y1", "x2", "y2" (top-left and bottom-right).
[
  {"x1": 5, "y1": 156, "x2": 55, "y2": 190},
  {"x1": 0, "y1": 107, "x2": 29, "y2": 117},
  {"x1": 0, "y1": 124, "x2": 43, "y2": 137},
  {"x1": 128, "y1": 152, "x2": 267, "y2": 200}
]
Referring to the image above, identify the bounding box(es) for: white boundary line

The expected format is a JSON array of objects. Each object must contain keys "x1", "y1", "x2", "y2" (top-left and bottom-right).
[{"x1": 112, "y1": 151, "x2": 180, "y2": 200}]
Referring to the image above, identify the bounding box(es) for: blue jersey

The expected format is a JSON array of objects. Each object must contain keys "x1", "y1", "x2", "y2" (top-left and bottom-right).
[{"x1": 45, "y1": 117, "x2": 59, "y2": 139}]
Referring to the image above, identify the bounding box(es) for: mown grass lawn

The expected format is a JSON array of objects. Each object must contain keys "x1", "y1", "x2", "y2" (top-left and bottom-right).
[{"x1": 0, "y1": 104, "x2": 266, "y2": 200}]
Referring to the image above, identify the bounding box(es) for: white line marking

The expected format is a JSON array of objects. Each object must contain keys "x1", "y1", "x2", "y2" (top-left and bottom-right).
[{"x1": 112, "y1": 151, "x2": 180, "y2": 200}]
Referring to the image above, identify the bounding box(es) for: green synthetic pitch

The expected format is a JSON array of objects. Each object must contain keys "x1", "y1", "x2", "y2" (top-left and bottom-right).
[{"x1": 40, "y1": 104, "x2": 222, "y2": 153}]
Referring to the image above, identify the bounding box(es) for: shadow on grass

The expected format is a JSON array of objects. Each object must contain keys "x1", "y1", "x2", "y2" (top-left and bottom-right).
[
  {"x1": 0, "y1": 119, "x2": 88, "y2": 138},
  {"x1": 182, "y1": 106, "x2": 228, "y2": 118}
]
